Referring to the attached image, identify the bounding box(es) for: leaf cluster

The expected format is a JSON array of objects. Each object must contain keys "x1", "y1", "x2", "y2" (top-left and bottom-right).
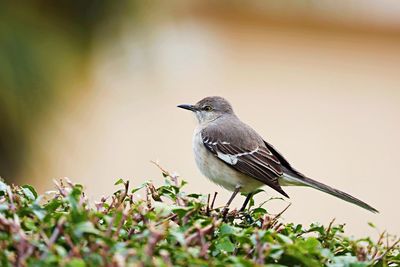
[{"x1": 0, "y1": 171, "x2": 398, "y2": 267}]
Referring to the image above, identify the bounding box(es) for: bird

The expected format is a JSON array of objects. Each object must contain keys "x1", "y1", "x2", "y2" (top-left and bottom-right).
[{"x1": 177, "y1": 96, "x2": 378, "y2": 214}]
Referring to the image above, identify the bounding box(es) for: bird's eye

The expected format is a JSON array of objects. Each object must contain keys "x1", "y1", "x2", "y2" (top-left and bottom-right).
[{"x1": 203, "y1": 106, "x2": 212, "y2": 111}]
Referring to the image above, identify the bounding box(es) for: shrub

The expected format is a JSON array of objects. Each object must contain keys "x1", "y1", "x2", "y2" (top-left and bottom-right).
[{"x1": 0, "y1": 166, "x2": 398, "y2": 266}]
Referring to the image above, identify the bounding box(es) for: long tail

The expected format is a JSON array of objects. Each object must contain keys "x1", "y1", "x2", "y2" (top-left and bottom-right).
[{"x1": 282, "y1": 174, "x2": 379, "y2": 213}]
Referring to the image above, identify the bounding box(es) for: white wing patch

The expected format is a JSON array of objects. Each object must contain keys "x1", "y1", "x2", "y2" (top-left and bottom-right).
[
  {"x1": 216, "y1": 147, "x2": 259, "y2": 165},
  {"x1": 204, "y1": 139, "x2": 218, "y2": 146},
  {"x1": 201, "y1": 134, "x2": 259, "y2": 166}
]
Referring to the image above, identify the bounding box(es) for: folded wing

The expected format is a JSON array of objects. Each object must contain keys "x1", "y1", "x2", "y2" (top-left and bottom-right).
[{"x1": 201, "y1": 127, "x2": 289, "y2": 197}]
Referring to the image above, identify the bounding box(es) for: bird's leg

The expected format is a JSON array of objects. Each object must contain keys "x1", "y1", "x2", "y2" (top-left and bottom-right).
[
  {"x1": 239, "y1": 192, "x2": 253, "y2": 212},
  {"x1": 239, "y1": 192, "x2": 254, "y2": 223},
  {"x1": 222, "y1": 185, "x2": 241, "y2": 218}
]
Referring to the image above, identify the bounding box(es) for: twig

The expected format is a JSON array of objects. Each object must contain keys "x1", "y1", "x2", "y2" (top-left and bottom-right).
[
  {"x1": 270, "y1": 203, "x2": 291, "y2": 225},
  {"x1": 41, "y1": 217, "x2": 66, "y2": 260},
  {"x1": 104, "y1": 196, "x2": 117, "y2": 214},
  {"x1": 145, "y1": 225, "x2": 164, "y2": 257},
  {"x1": 106, "y1": 209, "x2": 118, "y2": 237},
  {"x1": 115, "y1": 180, "x2": 130, "y2": 209},
  {"x1": 151, "y1": 161, "x2": 171, "y2": 178},
  {"x1": 185, "y1": 224, "x2": 215, "y2": 246},
  {"x1": 113, "y1": 204, "x2": 130, "y2": 239},
  {"x1": 155, "y1": 214, "x2": 178, "y2": 226},
  {"x1": 147, "y1": 183, "x2": 162, "y2": 202},
  {"x1": 322, "y1": 218, "x2": 336, "y2": 246},
  {"x1": 146, "y1": 186, "x2": 151, "y2": 208},
  {"x1": 206, "y1": 194, "x2": 211, "y2": 214},
  {"x1": 64, "y1": 233, "x2": 80, "y2": 257},
  {"x1": 159, "y1": 250, "x2": 173, "y2": 267},
  {"x1": 326, "y1": 218, "x2": 335, "y2": 237},
  {"x1": 150, "y1": 161, "x2": 184, "y2": 206},
  {"x1": 372, "y1": 237, "x2": 400, "y2": 264},
  {"x1": 371, "y1": 231, "x2": 386, "y2": 259},
  {"x1": 211, "y1": 192, "x2": 218, "y2": 210},
  {"x1": 6, "y1": 186, "x2": 15, "y2": 211}
]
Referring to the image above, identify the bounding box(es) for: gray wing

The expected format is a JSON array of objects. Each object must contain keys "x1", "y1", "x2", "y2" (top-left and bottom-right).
[{"x1": 201, "y1": 127, "x2": 289, "y2": 197}]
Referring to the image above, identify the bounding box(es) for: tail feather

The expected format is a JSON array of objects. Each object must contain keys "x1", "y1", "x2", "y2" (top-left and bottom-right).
[{"x1": 282, "y1": 174, "x2": 379, "y2": 213}]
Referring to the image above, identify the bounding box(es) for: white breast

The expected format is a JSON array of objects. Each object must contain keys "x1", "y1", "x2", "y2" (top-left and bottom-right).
[{"x1": 192, "y1": 127, "x2": 263, "y2": 193}]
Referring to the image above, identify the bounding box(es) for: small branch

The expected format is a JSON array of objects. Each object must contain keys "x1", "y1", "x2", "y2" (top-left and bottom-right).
[
  {"x1": 270, "y1": 203, "x2": 291, "y2": 225},
  {"x1": 372, "y1": 237, "x2": 400, "y2": 264},
  {"x1": 41, "y1": 217, "x2": 66, "y2": 260},
  {"x1": 147, "y1": 183, "x2": 162, "y2": 202},
  {"x1": 115, "y1": 180, "x2": 130, "y2": 209},
  {"x1": 112, "y1": 204, "x2": 130, "y2": 239},
  {"x1": 145, "y1": 225, "x2": 164, "y2": 257},
  {"x1": 185, "y1": 224, "x2": 215, "y2": 246},
  {"x1": 322, "y1": 218, "x2": 336, "y2": 246},
  {"x1": 211, "y1": 192, "x2": 218, "y2": 210},
  {"x1": 206, "y1": 194, "x2": 211, "y2": 215},
  {"x1": 371, "y1": 231, "x2": 386, "y2": 259},
  {"x1": 151, "y1": 161, "x2": 171, "y2": 178},
  {"x1": 150, "y1": 161, "x2": 184, "y2": 206},
  {"x1": 156, "y1": 214, "x2": 178, "y2": 226}
]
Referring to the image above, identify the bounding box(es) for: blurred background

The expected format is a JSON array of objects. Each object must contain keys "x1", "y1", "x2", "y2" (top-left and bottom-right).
[{"x1": 1, "y1": 0, "x2": 399, "y2": 238}]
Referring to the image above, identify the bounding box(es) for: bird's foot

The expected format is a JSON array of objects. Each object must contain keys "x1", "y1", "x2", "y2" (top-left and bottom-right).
[{"x1": 242, "y1": 212, "x2": 254, "y2": 224}]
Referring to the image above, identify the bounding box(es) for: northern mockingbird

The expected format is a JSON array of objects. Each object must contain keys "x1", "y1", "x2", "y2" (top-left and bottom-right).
[{"x1": 178, "y1": 96, "x2": 378, "y2": 214}]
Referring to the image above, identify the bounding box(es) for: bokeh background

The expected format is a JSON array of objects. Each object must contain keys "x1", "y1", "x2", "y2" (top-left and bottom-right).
[{"x1": 1, "y1": 0, "x2": 399, "y2": 238}]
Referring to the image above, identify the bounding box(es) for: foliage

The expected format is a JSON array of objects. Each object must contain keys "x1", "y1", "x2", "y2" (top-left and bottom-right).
[
  {"x1": 0, "y1": 167, "x2": 398, "y2": 267},
  {"x1": 0, "y1": 0, "x2": 132, "y2": 179}
]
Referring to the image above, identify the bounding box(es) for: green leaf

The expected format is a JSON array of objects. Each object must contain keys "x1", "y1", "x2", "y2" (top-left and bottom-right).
[
  {"x1": 32, "y1": 205, "x2": 46, "y2": 220},
  {"x1": 21, "y1": 187, "x2": 35, "y2": 200},
  {"x1": 153, "y1": 202, "x2": 174, "y2": 217},
  {"x1": 22, "y1": 184, "x2": 38, "y2": 199},
  {"x1": 219, "y1": 223, "x2": 235, "y2": 236},
  {"x1": 187, "y1": 193, "x2": 203, "y2": 199},
  {"x1": 172, "y1": 206, "x2": 192, "y2": 218},
  {"x1": 131, "y1": 182, "x2": 147, "y2": 193},
  {"x1": 44, "y1": 199, "x2": 62, "y2": 212},
  {"x1": 66, "y1": 258, "x2": 86, "y2": 267},
  {"x1": 0, "y1": 203, "x2": 9, "y2": 211},
  {"x1": 277, "y1": 233, "x2": 293, "y2": 244},
  {"x1": 0, "y1": 180, "x2": 8, "y2": 192},
  {"x1": 22, "y1": 218, "x2": 36, "y2": 231},
  {"x1": 251, "y1": 207, "x2": 267, "y2": 216},
  {"x1": 54, "y1": 245, "x2": 68, "y2": 257},
  {"x1": 73, "y1": 222, "x2": 100, "y2": 238},
  {"x1": 327, "y1": 255, "x2": 361, "y2": 267},
  {"x1": 170, "y1": 230, "x2": 186, "y2": 246},
  {"x1": 269, "y1": 245, "x2": 284, "y2": 260},
  {"x1": 302, "y1": 237, "x2": 322, "y2": 252},
  {"x1": 114, "y1": 178, "x2": 124, "y2": 186},
  {"x1": 216, "y1": 237, "x2": 235, "y2": 253}
]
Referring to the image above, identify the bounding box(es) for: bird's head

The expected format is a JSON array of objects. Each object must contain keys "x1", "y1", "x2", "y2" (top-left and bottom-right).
[{"x1": 178, "y1": 96, "x2": 234, "y2": 124}]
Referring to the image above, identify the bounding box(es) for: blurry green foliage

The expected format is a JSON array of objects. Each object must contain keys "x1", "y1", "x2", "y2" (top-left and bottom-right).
[
  {"x1": 0, "y1": 1, "x2": 130, "y2": 180},
  {"x1": 0, "y1": 170, "x2": 398, "y2": 266}
]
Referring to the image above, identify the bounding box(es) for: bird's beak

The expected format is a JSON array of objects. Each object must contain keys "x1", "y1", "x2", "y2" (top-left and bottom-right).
[{"x1": 177, "y1": 104, "x2": 196, "y2": 112}]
